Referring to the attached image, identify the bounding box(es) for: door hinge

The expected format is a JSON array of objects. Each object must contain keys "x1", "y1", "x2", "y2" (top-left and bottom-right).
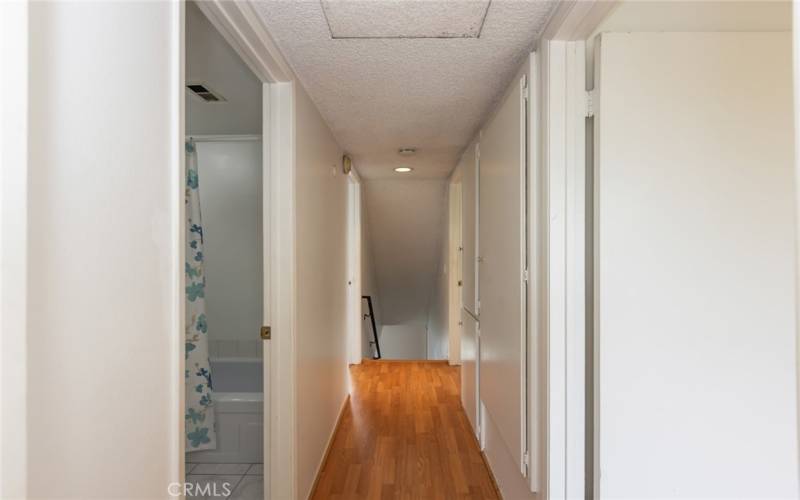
[
  {"x1": 523, "y1": 451, "x2": 530, "y2": 467},
  {"x1": 522, "y1": 268, "x2": 529, "y2": 282},
  {"x1": 260, "y1": 326, "x2": 271, "y2": 340},
  {"x1": 585, "y1": 89, "x2": 597, "y2": 118}
]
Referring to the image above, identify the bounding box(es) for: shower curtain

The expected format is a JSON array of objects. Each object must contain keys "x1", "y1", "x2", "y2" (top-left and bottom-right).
[{"x1": 185, "y1": 140, "x2": 217, "y2": 452}]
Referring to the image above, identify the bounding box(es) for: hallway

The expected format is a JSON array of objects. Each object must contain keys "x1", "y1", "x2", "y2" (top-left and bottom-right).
[{"x1": 311, "y1": 362, "x2": 499, "y2": 499}]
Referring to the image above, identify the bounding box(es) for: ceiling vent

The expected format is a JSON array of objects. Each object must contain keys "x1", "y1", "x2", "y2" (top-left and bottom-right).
[{"x1": 187, "y1": 83, "x2": 226, "y2": 103}]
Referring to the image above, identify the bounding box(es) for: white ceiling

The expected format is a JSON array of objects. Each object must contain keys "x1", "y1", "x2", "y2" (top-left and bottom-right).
[
  {"x1": 363, "y1": 179, "x2": 447, "y2": 325},
  {"x1": 186, "y1": 2, "x2": 262, "y2": 135},
  {"x1": 253, "y1": 0, "x2": 556, "y2": 179}
]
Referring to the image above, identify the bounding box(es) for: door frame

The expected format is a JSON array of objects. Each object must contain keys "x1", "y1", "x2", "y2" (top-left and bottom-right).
[
  {"x1": 346, "y1": 167, "x2": 363, "y2": 365},
  {"x1": 447, "y1": 177, "x2": 463, "y2": 366},
  {"x1": 191, "y1": 2, "x2": 298, "y2": 498},
  {"x1": 532, "y1": 2, "x2": 617, "y2": 498}
]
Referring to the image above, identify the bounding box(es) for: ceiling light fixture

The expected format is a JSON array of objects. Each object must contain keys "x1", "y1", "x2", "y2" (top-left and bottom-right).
[
  {"x1": 398, "y1": 148, "x2": 417, "y2": 156},
  {"x1": 394, "y1": 166, "x2": 413, "y2": 173}
]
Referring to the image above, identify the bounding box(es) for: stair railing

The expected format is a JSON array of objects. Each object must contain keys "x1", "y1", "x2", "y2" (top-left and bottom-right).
[{"x1": 362, "y1": 295, "x2": 381, "y2": 359}]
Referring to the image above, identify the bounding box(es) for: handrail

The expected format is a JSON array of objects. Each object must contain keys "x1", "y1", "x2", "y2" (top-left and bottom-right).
[{"x1": 362, "y1": 295, "x2": 381, "y2": 359}]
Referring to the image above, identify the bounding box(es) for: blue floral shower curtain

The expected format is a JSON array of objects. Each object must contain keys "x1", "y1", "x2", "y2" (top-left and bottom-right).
[{"x1": 185, "y1": 140, "x2": 217, "y2": 451}]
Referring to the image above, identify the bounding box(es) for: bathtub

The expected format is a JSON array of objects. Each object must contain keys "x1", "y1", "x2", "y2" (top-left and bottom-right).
[{"x1": 186, "y1": 358, "x2": 263, "y2": 464}]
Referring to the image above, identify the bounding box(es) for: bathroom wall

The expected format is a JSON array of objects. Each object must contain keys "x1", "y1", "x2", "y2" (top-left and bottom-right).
[
  {"x1": 195, "y1": 140, "x2": 263, "y2": 357},
  {"x1": 187, "y1": 1, "x2": 264, "y2": 359},
  {"x1": 294, "y1": 80, "x2": 350, "y2": 500},
  {"x1": 186, "y1": 2, "x2": 261, "y2": 135}
]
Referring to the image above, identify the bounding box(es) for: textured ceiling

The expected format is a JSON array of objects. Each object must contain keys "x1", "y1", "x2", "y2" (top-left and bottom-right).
[{"x1": 253, "y1": 0, "x2": 556, "y2": 179}]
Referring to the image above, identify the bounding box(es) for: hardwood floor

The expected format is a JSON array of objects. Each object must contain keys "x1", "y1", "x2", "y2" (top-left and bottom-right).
[{"x1": 311, "y1": 361, "x2": 500, "y2": 500}]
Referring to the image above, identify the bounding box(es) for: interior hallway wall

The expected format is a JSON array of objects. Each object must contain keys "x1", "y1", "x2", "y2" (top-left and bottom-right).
[
  {"x1": 361, "y1": 209, "x2": 382, "y2": 359},
  {"x1": 363, "y1": 179, "x2": 447, "y2": 360},
  {"x1": 427, "y1": 189, "x2": 451, "y2": 360},
  {"x1": 23, "y1": 2, "x2": 181, "y2": 497},
  {"x1": 294, "y1": 81, "x2": 350, "y2": 500}
]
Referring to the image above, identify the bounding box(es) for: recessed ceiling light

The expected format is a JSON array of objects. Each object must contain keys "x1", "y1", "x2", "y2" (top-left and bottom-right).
[
  {"x1": 398, "y1": 148, "x2": 417, "y2": 156},
  {"x1": 394, "y1": 166, "x2": 413, "y2": 173}
]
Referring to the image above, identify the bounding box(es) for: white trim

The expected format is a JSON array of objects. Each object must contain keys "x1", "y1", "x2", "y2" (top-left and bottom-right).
[
  {"x1": 540, "y1": 0, "x2": 619, "y2": 42},
  {"x1": 194, "y1": 0, "x2": 293, "y2": 83},
  {"x1": 0, "y1": 2, "x2": 29, "y2": 496},
  {"x1": 173, "y1": 0, "x2": 186, "y2": 489},
  {"x1": 794, "y1": 4, "x2": 800, "y2": 488},
  {"x1": 527, "y1": 51, "x2": 542, "y2": 495},
  {"x1": 187, "y1": 134, "x2": 261, "y2": 142},
  {"x1": 543, "y1": 40, "x2": 568, "y2": 500},
  {"x1": 268, "y1": 81, "x2": 296, "y2": 500},
  {"x1": 564, "y1": 40, "x2": 586, "y2": 500},
  {"x1": 308, "y1": 395, "x2": 350, "y2": 499},
  {"x1": 518, "y1": 73, "x2": 529, "y2": 478},
  {"x1": 260, "y1": 83, "x2": 273, "y2": 498},
  {"x1": 346, "y1": 174, "x2": 363, "y2": 365},
  {"x1": 447, "y1": 181, "x2": 463, "y2": 366},
  {"x1": 534, "y1": 3, "x2": 616, "y2": 499}
]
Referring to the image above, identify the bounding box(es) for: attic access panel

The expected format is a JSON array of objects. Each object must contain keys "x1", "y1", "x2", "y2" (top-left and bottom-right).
[{"x1": 321, "y1": 0, "x2": 491, "y2": 39}]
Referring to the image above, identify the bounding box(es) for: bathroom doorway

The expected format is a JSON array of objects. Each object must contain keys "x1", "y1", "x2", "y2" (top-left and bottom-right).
[{"x1": 183, "y1": 2, "x2": 268, "y2": 498}]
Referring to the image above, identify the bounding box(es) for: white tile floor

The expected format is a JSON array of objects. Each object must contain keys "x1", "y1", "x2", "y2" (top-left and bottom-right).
[{"x1": 186, "y1": 463, "x2": 263, "y2": 500}]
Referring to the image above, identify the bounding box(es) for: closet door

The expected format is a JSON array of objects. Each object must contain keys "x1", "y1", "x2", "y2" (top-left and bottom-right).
[
  {"x1": 595, "y1": 32, "x2": 796, "y2": 497},
  {"x1": 478, "y1": 72, "x2": 528, "y2": 474},
  {"x1": 459, "y1": 144, "x2": 479, "y2": 437},
  {"x1": 461, "y1": 144, "x2": 479, "y2": 317}
]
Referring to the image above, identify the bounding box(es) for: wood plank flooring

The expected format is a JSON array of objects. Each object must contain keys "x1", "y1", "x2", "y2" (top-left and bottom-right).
[{"x1": 311, "y1": 361, "x2": 499, "y2": 500}]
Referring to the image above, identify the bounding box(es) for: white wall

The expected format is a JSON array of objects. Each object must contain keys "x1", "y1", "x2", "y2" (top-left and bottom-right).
[
  {"x1": 594, "y1": 31, "x2": 797, "y2": 497},
  {"x1": 185, "y1": 1, "x2": 261, "y2": 135},
  {"x1": 361, "y1": 210, "x2": 382, "y2": 359},
  {"x1": 378, "y1": 324, "x2": 428, "y2": 360},
  {"x1": 426, "y1": 194, "x2": 450, "y2": 360},
  {"x1": 195, "y1": 140, "x2": 263, "y2": 352},
  {"x1": 457, "y1": 57, "x2": 541, "y2": 499},
  {"x1": 22, "y1": 2, "x2": 182, "y2": 498},
  {"x1": 1, "y1": 2, "x2": 30, "y2": 497},
  {"x1": 293, "y1": 81, "x2": 349, "y2": 500}
]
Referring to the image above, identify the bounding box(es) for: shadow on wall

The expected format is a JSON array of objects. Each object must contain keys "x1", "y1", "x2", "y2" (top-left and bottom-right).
[{"x1": 361, "y1": 179, "x2": 448, "y2": 360}]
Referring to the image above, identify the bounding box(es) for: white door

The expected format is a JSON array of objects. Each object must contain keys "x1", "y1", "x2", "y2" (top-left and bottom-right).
[
  {"x1": 594, "y1": 32, "x2": 797, "y2": 497},
  {"x1": 461, "y1": 310, "x2": 479, "y2": 435},
  {"x1": 460, "y1": 143, "x2": 480, "y2": 437},
  {"x1": 478, "y1": 72, "x2": 528, "y2": 474},
  {"x1": 347, "y1": 179, "x2": 362, "y2": 364}
]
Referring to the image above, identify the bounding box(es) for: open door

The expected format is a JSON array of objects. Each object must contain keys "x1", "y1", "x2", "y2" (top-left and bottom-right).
[{"x1": 347, "y1": 175, "x2": 362, "y2": 365}]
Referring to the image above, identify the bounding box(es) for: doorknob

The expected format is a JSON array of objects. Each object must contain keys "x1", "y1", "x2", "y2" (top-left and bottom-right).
[{"x1": 260, "y1": 326, "x2": 271, "y2": 340}]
